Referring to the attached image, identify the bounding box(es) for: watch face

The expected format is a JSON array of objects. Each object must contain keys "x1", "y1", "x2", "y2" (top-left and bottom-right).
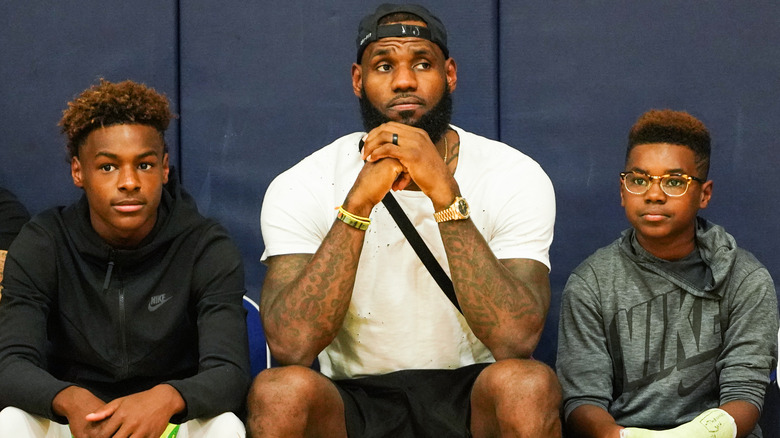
[{"x1": 456, "y1": 198, "x2": 469, "y2": 216}]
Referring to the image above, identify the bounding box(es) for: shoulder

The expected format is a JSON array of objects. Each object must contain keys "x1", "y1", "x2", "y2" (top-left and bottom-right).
[
  {"x1": 698, "y1": 219, "x2": 771, "y2": 279},
  {"x1": 263, "y1": 132, "x2": 365, "y2": 208},
  {"x1": 274, "y1": 132, "x2": 363, "y2": 178},
  {"x1": 265, "y1": 132, "x2": 363, "y2": 195},
  {"x1": 454, "y1": 126, "x2": 554, "y2": 203},
  {"x1": 185, "y1": 216, "x2": 242, "y2": 260},
  {"x1": 569, "y1": 235, "x2": 627, "y2": 281},
  {"x1": 727, "y1": 247, "x2": 774, "y2": 294},
  {"x1": 563, "y1": 234, "x2": 636, "y2": 310},
  {"x1": 3, "y1": 207, "x2": 69, "y2": 285},
  {"x1": 17, "y1": 206, "x2": 69, "y2": 242},
  {"x1": 455, "y1": 126, "x2": 548, "y2": 173}
]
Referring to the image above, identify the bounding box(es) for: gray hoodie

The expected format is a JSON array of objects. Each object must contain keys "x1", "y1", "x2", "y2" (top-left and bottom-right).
[{"x1": 557, "y1": 218, "x2": 778, "y2": 436}]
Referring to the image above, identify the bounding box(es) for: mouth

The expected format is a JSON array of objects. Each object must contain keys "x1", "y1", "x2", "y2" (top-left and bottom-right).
[
  {"x1": 113, "y1": 199, "x2": 145, "y2": 213},
  {"x1": 388, "y1": 95, "x2": 425, "y2": 113},
  {"x1": 640, "y1": 211, "x2": 669, "y2": 222}
]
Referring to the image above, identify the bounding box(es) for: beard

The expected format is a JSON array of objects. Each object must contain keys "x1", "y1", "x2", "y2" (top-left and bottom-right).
[{"x1": 359, "y1": 86, "x2": 452, "y2": 144}]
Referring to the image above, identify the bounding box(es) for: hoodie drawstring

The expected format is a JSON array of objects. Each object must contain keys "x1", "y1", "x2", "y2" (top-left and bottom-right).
[{"x1": 103, "y1": 252, "x2": 115, "y2": 292}]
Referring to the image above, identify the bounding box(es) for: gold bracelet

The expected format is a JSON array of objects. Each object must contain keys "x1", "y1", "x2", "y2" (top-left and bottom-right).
[{"x1": 336, "y1": 206, "x2": 370, "y2": 231}]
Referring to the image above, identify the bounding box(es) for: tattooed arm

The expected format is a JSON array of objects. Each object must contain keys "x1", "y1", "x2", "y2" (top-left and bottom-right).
[
  {"x1": 439, "y1": 220, "x2": 550, "y2": 359},
  {"x1": 261, "y1": 156, "x2": 406, "y2": 366},
  {"x1": 261, "y1": 234, "x2": 361, "y2": 366}
]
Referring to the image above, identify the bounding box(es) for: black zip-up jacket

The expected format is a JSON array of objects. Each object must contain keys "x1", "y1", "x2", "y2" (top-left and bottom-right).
[{"x1": 0, "y1": 177, "x2": 250, "y2": 422}]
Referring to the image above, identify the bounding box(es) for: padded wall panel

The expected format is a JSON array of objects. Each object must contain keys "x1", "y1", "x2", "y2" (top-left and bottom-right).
[
  {"x1": 499, "y1": 2, "x2": 780, "y2": 366},
  {"x1": 179, "y1": 1, "x2": 499, "y2": 300},
  {"x1": 0, "y1": 1, "x2": 179, "y2": 215}
]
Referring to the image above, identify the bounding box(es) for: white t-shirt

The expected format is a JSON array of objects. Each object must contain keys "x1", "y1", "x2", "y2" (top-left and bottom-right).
[{"x1": 261, "y1": 125, "x2": 556, "y2": 379}]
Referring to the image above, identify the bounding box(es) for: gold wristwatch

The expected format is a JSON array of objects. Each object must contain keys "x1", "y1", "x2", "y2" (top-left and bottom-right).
[{"x1": 433, "y1": 196, "x2": 470, "y2": 223}]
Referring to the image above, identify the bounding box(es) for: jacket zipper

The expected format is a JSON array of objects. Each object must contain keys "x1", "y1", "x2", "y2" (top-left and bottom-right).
[{"x1": 105, "y1": 251, "x2": 129, "y2": 378}]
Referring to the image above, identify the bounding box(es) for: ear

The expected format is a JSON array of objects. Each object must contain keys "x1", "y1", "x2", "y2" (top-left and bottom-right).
[
  {"x1": 351, "y1": 63, "x2": 363, "y2": 98},
  {"x1": 162, "y1": 153, "x2": 170, "y2": 184},
  {"x1": 698, "y1": 179, "x2": 713, "y2": 209},
  {"x1": 71, "y1": 157, "x2": 84, "y2": 188},
  {"x1": 445, "y1": 58, "x2": 458, "y2": 92}
]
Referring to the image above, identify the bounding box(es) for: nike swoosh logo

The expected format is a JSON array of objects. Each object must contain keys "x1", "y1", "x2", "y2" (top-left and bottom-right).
[
  {"x1": 148, "y1": 295, "x2": 173, "y2": 312},
  {"x1": 677, "y1": 368, "x2": 715, "y2": 396}
]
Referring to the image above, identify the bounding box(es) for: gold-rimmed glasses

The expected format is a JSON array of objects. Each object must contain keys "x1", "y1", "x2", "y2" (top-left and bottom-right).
[{"x1": 620, "y1": 171, "x2": 705, "y2": 197}]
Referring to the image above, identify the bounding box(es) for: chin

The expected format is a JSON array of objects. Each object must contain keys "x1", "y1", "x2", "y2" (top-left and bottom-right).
[
  {"x1": 637, "y1": 225, "x2": 681, "y2": 243},
  {"x1": 394, "y1": 112, "x2": 420, "y2": 125}
]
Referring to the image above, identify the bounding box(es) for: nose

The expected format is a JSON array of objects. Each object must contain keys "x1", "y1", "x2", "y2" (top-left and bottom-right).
[
  {"x1": 118, "y1": 167, "x2": 141, "y2": 192},
  {"x1": 644, "y1": 178, "x2": 666, "y2": 202},
  {"x1": 391, "y1": 64, "x2": 417, "y2": 92}
]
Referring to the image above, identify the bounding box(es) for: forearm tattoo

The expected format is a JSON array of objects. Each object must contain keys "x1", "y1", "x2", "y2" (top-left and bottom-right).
[
  {"x1": 263, "y1": 223, "x2": 363, "y2": 347},
  {"x1": 438, "y1": 222, "x2": 547, "y2": 340}
]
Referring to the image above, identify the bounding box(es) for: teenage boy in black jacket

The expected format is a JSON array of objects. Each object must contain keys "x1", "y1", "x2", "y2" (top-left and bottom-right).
[{"x1": 0, "y1": 79, "x2": 250, "y2": 438}]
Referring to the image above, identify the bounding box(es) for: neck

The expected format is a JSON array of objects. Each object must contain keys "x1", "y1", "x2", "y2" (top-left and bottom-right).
[{"x1": 635, "y1": 230, "x2": 697, "y2": 261}]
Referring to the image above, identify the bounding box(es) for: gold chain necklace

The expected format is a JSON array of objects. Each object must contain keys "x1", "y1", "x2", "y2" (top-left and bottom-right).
[{"x1": 443, "y1": 134, "x2": 449, "y2": 163}]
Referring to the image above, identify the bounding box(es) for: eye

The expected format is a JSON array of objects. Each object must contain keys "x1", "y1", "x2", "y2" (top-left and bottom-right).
[
  {"x1": 630, "y1": 175, "x2": 649, "y2": 186},
  {"x1": 414, "y1": 61, "x2": 432, "y2": 70},
  {"x1": 99, "y1": 164, "x2": 116, "y2": 172},
  {"x1": 664, "y1": 176, "x2": 686, "y2": 188},
  {"x1": 376, "y1": 63, "x2": 392, "y2": 72},
  {"x1": 138, "y1": 162, "x2": 153, "y2": 170}
]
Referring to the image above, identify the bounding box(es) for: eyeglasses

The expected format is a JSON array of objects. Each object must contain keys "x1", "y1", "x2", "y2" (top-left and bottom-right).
[{"x1": 620, "y1": 171, "x2": 705, "y2": 197}]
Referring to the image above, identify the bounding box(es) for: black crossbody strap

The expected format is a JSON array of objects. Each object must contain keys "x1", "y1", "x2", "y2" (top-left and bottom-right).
[{"x1": 381, "y1": 192, "x2": 461, "y2": 313}]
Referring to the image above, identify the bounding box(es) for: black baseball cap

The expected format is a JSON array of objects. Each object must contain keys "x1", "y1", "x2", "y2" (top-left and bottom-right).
[{"x1": 356, "y1": 3, "x2": 449, "y2": 63}]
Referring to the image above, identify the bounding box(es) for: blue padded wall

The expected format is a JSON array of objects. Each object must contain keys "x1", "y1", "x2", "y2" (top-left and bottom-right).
[{"x1": 0, "y1": 1, "x2": 179, "y2": 215}]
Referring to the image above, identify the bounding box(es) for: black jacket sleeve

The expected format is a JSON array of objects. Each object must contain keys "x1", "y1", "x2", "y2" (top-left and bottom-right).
[
  {"x1": 164, "y1": 222, "x2": 251, "y2": 422},
  {"x1": 0, "y1": 220, "x2": 73, "y2": 418}
]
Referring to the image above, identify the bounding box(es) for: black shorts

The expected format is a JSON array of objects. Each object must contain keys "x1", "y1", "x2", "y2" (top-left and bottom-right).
[{"x1": 334, "y1": 363, "x2": 491, "y2": 438}]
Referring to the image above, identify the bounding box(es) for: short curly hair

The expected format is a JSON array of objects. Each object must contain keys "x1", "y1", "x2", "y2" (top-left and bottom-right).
[
  {"x1": 59, "y1": 79, "x2": 174, "y2": 159},
  {"x1": 627, "y1": 109, "x2": 711, "y2": 179}
]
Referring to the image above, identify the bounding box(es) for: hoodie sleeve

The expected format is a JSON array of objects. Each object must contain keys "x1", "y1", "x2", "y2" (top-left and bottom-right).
[
  {"x1": 717, "y1": 254, "x2": 779, "y2": 411},
  {"x1": 557, "y1": 263, "x2": 616, "y2": 421},
  {"x1": 0, "y1": 219, "x2": 74, "y2": 419},
  {"x1": 163, "y1": 222, "x2": 251, "y2": 422}
]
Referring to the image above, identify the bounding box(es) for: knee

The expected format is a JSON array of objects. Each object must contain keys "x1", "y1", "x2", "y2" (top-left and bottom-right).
[
  {"x1": 204, "y1": 412, "x2": 246, "y2": 436},
  {"x1": 0, "y1": 406, "x2": 39, "y2": 437},
  {"x1": 185, "y1": 412, "x2": 246, "y2": 437},
  {"x1": 209, "y1": 412, "x2": 244, "y2": 431},
  {"x1": 476, "y1": 359, "x2": 561, "y2": 402},
  {"x1": 247, "y1": 365, "x2": 327, "y2": 409},
  {"x1": 0, "y1": 406, "x2": 24, "y2": 425}
]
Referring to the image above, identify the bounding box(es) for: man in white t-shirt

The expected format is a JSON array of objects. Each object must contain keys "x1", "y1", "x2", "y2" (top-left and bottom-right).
[{"x1": 246, "y1": 4, "x2": 561, "y2": 437}]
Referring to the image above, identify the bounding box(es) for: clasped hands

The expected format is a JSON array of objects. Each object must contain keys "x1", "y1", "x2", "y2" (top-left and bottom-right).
[
  {"x1": 54, "y1": 384, "x2": 184, "y2": 438},
  {"x1": 351, "y1": 122, "x2": 456, "y2": 212}
]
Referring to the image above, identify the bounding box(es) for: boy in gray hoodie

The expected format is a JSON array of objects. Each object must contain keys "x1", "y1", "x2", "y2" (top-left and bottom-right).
[{"x1": 557, "y1": 109, "x2": 778, "y2": 438}]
